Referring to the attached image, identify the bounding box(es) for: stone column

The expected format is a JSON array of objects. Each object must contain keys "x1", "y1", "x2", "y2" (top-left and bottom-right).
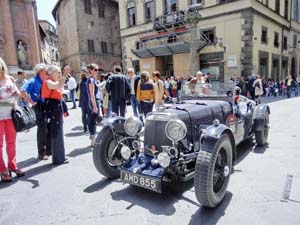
[
  {"x1": 185, "y1": 12, "x2": 202, "y2": 76},
  {"x1": 0, "y1": 0, "x2": 18, "y2": 66},
  {"x1": 25, "y1": 0, "x2": 41, "y2": 67}
]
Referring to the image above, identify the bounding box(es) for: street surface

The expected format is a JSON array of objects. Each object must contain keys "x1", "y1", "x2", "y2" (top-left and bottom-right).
[{"x1": 0, "y1": 96, "x2": 300, "y2": 225}]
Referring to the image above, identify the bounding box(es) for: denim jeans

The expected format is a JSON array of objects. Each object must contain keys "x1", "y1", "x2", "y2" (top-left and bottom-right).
[
  {"x1": 81, "y1": 105, "x2": 89, "y2": 130},
  {"x1": 69, "y1": 88, "x2": 76, "y2": 108},
  {"x1": 105, "y1": 100, "x2": 112, "y2": 118},
  {"x1": 141, "y1": 101, "x2": 154, "y2": 118},
  {"x1": 130, "y1": 94, "x2": 139, "y2": 117}
]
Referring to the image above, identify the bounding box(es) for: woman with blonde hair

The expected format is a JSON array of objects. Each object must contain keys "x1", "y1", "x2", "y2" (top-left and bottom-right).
[
  {"x1": 136, "y1": 71, "x2": 155, "y2": 117},
  {"x1": 0, "y1": 57, "x2": 25, "y2": 182},
  {"x1": 41, "y1": 65, "x2": 68, "y2": 164}
]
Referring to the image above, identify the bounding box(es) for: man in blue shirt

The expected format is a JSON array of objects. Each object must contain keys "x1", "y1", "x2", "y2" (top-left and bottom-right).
[{"x1": 20, "y1": 64, "x2": 50, "y2": 160}]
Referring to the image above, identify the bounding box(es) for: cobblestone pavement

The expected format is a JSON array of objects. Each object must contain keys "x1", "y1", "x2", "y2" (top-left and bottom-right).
[{"x1": 0, "y1": 97, "x2": 300, "y2": 225}]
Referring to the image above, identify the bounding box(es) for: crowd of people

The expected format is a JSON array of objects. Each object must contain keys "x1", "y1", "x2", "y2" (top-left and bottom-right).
[{"x1": 1, "y1": 54, "x2": 300, "y2": 183}]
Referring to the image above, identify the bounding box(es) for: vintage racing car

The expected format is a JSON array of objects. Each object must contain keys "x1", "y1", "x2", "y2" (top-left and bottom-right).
[{"x1": 92, "y1": 81, "x2": 270, "y2": 208}]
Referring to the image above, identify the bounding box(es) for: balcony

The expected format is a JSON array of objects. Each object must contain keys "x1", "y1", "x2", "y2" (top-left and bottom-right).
[{"x1": 154, "y1": 11, "x2": 186, "y2": 31}]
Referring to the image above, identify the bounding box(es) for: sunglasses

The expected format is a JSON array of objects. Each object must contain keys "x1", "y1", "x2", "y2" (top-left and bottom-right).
[{"x1": 93, "y1": 68, "x2": 99, "y2": 72}]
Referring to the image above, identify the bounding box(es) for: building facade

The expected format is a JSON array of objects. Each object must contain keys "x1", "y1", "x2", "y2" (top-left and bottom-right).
[
  {"x1": 39, "y1": 20, "x2": 60, "y2": 66},
  {"x1": 0, "y1": 0, "x2": 41, "y2": 73},
  {"x1": 52, "y1": 0, "x2": 122, "y2": 75},
  {"x1": 119, "y1": 0, "x2": 300, "y2": 81}
]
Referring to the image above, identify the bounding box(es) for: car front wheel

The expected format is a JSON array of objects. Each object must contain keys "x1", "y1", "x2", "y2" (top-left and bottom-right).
[
  {"x1": 93, "y1": 128, "x2": 122, "y2": 179},
  {"x1": 194, "y1": 134, "x2": 233, "y2": 208}
]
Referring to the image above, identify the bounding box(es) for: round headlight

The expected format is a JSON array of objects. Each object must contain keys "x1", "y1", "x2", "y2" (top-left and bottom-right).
[
  {"x1": 157, "y1": 152, "x2": 170, "y2": 168},
  {"x1": 124, "y1": 117, "x2": 143, "y2": 136},
  {"x1": 165, "y1": 119, "x2": 187, "y2": 141},
  {"x1": 121, "y1": 145, "x2": 131, "y2": 160}
]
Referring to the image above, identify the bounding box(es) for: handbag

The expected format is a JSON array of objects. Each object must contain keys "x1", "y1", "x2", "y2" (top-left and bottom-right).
[{"x1": 11, "y1": 106, "x2": 37, "y2": 132}]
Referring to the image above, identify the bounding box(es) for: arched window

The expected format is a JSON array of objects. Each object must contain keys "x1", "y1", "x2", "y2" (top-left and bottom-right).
[{"x1": 127, "y1": 1, "x2": 136, "y2": 27}]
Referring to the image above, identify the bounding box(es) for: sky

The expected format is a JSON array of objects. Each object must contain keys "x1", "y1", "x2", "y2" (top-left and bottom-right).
[{"x1": 36, "y1": 0, "x2": 58, "y2": 26}]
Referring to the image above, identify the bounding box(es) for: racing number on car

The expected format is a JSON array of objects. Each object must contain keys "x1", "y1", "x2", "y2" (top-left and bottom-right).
[{"x1": 226, "y1": 115, "x2": 237, "y2": 133}]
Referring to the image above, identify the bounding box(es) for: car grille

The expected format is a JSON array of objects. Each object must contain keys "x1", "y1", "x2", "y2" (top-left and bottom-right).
[{"x1": 144, "y1": 119, "x2": 172, "y2": 155}]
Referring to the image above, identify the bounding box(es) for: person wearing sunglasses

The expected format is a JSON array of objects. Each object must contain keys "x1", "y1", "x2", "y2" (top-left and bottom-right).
[{"x1": 87, "y1": 64, "x2": 102, "y2": 146}]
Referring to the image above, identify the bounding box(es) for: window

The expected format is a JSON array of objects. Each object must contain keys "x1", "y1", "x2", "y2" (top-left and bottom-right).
[
  {"x1": 101, "y1": 41, "x2": 108, "y2": 54},
  {"x1": 274, "y1": 32, "x2": 279, "y2": 48},
  {"x1": 265, "y1": 0, "x2": 269, "y2": 6},
  {"x1": 145, "y1": 0, "x2": 154, "y2": 20},
  {"x1": 219, "y1": 0, "x2": 234, "y2": 4},
  {"x1": 165, "y1": 0, "x2": 177, "y2": 14},
  {"x1": 88, "y1": 40, "x2": 95, "y2": 53},
  {"x1": 284, "y1": 0, "x2": 289, "y2": 19},
  {"x1": 294, "y1": 0, "x2": 299, "y2": 21},
  {"x1": 98, "y1": 0, "x2": 105, "y2": 18},
  {"x1": 201, "y1": 28, "x2": 216, "y2": 43},
  {"x1": 84, "y1": 0, "x2": 92, "y2": 15},
  {"x1": 261, "y1": 27, "x2": 268, "y2": 44},
  {"x1": 111, "y1": 43, "x2": 114, "y2": 55},
  {"x1": 190, "y1": 0, "x2": 202, "y2": 4},
  {"x1": 275, "y1": 0, "x2": 280, "y2": 14},
  {"x1": 283, "y1": 36, "x2": 288, "y2": 50},
  {"x1": 57, "y1": 14, "x2": 60, "y2": 26},
  {"x1": 127, "y1": 7, "x2": 136, "y2": 27},
  {"x1": 293, "y1": 34, "x2": 298, "y2": 48},
  {"x1": 136, "y1": 41, "x2": 145, "y2": 50}
]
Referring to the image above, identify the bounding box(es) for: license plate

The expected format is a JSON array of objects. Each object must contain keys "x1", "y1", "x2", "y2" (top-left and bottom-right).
[{"x1": 120, "y1": 170, "x2": 161, "y2": 193}]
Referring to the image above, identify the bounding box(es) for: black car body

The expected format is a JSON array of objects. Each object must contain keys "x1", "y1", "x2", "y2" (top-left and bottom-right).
[{"x1": 93, "y1": 81, "x2": 270, "y2": 208}]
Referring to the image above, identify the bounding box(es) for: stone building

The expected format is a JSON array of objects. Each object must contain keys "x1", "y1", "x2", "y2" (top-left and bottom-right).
[
  {"x1": 119, "y1": 0, "x2": 300, "y2": 81},
  {"x1": 0, "y1": 0, "x2": 41, "y2": 73},
  {"x1": 52, "y1": 0, "x2": 122, "y2": 75},
  {"x1": 39, "y1": 20, "x2": 60, "y2": 66}
]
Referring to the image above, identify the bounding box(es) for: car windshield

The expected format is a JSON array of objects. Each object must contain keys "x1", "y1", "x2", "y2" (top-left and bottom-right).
[{"x1": 181, "y1": 81, "x2": 235, "y2": 98}]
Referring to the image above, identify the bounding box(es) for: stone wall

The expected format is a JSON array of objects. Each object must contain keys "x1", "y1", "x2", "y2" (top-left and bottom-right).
[{"x1": 0, "y1": 0, "x2": 40, "y2": 72}]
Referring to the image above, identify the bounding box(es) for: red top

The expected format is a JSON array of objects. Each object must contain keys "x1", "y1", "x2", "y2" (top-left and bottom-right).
[{"x1": 41, "y1": 80, "x2": 63, "y2": 100}]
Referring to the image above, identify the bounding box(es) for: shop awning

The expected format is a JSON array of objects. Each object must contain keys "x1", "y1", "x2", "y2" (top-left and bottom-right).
[{"x1": 132, "y1": 42, "x2": 190, "y2": 58}]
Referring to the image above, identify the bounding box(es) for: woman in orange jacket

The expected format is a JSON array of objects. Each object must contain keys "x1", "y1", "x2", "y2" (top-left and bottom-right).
[{"x1": 136, "y1": 71, "x2": 155, "y2": 118}]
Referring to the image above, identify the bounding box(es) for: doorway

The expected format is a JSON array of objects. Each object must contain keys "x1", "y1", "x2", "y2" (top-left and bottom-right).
[{"x1": 162, "y1": 55, "x2": 174, "y2": 77}]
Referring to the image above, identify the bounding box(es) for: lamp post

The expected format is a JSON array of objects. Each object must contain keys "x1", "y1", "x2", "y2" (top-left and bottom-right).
[{"x1": 185, "y1": 4, "x2": 202, "y2": 76}]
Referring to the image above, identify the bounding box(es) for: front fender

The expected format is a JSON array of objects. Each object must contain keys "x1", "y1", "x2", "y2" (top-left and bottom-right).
[
  {"x1": 201, "y1": 124, "x2": 236, "y2": 163},
  {"x1": 254, "y1": 104, "x2": 270, "y2": 131},
  {"x1": 100, "y1": 116, "x2": 126, "y2": 135}
]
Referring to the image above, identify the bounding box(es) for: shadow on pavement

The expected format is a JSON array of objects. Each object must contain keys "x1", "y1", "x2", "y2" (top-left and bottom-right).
[
  {"x1": 188, "y1": 192, "x2": 233, "y2": 225},
  {"x1": 67, "y1": 147, "x2": 91, "y2": 158},
  {"x1": 253, "y1": 143, "x2": 269, "y2": 154},
  {"x1": 110, "y1": 179, "x2": 198, "y2": 216},
  {"x1": 84, "y1": 178, "x2": 120, "y2": 193},
  {"x1": 64, "y1": 132, "x2": 86, "y2": 137},
  {"x1": 71, "y1": 126, "x2": 83, "y2": 131},
  {"x1": 234, "y1": 138, "x2": 256, "y2": 165},
  {"x1": 0, "y1": 163, "x2": 55, "y2": 190},
  {"x1": 17, "y1": 157, "x2": 39, "y2": 169}
]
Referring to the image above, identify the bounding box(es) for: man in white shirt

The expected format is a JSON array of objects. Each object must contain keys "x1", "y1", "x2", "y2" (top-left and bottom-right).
[
  {"x1": 65, "y1": 65, "x2": 77, "y2": 109},
  {"x1": 127, "y1": 68, "x2": 139, "y2": 117}
]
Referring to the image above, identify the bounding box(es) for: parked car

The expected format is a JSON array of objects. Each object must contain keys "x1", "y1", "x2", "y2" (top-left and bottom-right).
[
  {"x1": 62, "y1": 87, "x2": 69, "y2": 102},
  {"x1": 62, "y1": 84, "x2": 79, "y2": 102},
  {"x1": 92, "y1": 81, "x2": 270, "y2": 208}
]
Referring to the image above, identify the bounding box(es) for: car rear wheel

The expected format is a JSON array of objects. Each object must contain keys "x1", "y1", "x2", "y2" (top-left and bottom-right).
[
  {"x1": 194, "y1": 134, "x2": 232, "y2": 208},
  {"x1": 255, "y1": 112, "x2": 269, "y2": 146},
  {"x1": 93, "y1": 128, "x2": 122, "y2": 179}
]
